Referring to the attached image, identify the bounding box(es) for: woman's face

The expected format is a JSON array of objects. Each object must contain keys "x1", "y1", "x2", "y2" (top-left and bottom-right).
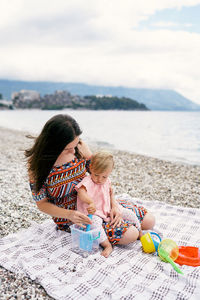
[{"x1": 63, "y1": 136, "x2": 80, "y2": 155}]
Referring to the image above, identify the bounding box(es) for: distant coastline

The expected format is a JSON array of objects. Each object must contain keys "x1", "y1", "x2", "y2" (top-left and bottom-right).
[
  {"x1": 1, "y1": 89, "x2": 149, "y2": 111},
  {"x1": 1, "y1": 79, "x2": 200, "y2": 111}
]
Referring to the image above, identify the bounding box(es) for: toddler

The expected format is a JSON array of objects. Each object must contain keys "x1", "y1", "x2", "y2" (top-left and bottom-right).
[{"x1": 76, "y1": 150, "x2": 142, "y2": 257}]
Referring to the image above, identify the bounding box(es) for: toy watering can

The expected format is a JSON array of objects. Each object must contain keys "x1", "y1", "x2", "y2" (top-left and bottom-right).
[{"x1": 140, "y1": 231, "x2": 162, "y2": 253}]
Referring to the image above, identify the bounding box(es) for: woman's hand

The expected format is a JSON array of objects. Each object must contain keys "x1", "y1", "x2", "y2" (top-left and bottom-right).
[
  {"x1": 110, "y1": 205, "x2": 123, "y2": 228},
  {"x1": 77, "y1": 140, "x2": 92, "y2": 159},
  {"x1": 68, "y1": 210, "x2": 92, "y2": 228}
]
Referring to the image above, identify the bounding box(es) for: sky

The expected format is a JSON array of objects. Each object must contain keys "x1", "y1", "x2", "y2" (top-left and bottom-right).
[{"x1": 1, "y1": 0, "x2": 200, "y2": 104}]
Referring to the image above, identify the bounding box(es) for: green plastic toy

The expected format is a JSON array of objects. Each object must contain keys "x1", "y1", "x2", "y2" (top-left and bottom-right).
[{"x1": 158, "y1": 239, "x2": 184, "y2": 275}]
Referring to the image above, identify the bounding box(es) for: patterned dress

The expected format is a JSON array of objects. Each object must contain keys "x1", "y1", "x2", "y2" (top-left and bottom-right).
[{"x1": 30, "y1": 157, "x2": 147, "y2": 244}]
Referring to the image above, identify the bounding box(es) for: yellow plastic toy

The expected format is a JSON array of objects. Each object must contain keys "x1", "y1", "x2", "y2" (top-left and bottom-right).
[{"x1": 140, "y1": 231, "x2": 162, "y2": 253}]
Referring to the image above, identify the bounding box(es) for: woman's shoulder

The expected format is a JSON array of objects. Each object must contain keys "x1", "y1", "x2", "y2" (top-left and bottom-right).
[
  {"x1": 53, "y1": 157, "x2": 85, "y2": 169},
  {"x1": 48, "y1": 157, "x2": 87, "y2": 177}
]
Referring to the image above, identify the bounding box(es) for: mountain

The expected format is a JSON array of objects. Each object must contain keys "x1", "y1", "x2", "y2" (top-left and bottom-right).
[{"x1": 0, "y1": 79, "x2": 200, "y2": 111}]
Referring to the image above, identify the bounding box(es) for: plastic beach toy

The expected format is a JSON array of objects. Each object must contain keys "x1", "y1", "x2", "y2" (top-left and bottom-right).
[
  {"x1": 175, "y1": 246, "x2": 200, "y2": 267},
  {"x1": 70, "y1": 215, "x2": 100, "y2": 255},
  {"x1": 140, "y1": 232, "x2": 162, "y2": 253},
  {"x1": 80, "y1": 214, "x2": 94, "y2": 251},
  {"x1": 86, "y1": 214, "x2": 93, "y2": 231},
  {"x1": 158, "y1": 239, "x2": 183, "y2": 275}
]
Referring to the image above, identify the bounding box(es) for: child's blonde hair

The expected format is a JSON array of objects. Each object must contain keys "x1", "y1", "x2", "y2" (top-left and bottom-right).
[{"x1": 90, "y1": 150, "x2": 114, "y2": 173}]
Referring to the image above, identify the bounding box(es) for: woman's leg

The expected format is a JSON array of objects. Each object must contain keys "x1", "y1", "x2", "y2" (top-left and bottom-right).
[
  {"x1": 118, "y1": 212, "x2": 155, "y2": 245},
  {"x1": 141, "y1": 212, "x2": 155, "y2": 230},
  {"x1": 103, "y1": 201, "x2": 155, "y2": 246},
  {"x1": 118, "y1": 225, "x2": 139, "y2": 245},
  {"x1": 116, "y1": 201, "x2": 155, "y2": 244}
]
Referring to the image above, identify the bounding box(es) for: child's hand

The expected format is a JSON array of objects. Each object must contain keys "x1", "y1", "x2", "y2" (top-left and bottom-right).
[{"x1": 87, "y1": 202, "x2": 96, "y2": 214}]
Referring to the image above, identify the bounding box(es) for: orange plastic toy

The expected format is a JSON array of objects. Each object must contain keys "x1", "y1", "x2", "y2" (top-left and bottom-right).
[{"x1": 175, "y1": 246, "x2": 200, "y2": 267}]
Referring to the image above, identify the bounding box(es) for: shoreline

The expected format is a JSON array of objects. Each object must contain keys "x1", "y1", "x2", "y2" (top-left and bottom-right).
[
  {"x1": 0, "y1": 109, "x2": 200, "y2": 167},
  {"x1": 0, "y1": 126, "x2": 200, "y2": 298},
  {"x1": 1, "y1": 122, "x2": 199, "y2": 167}
]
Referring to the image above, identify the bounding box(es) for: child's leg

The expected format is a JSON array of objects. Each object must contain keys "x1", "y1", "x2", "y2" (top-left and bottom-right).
[
  {"x1": 91, "y1": 215, "x2": 113, "y2": 258},
  {"x1": 100, "y1": 239, "x2": 113, "y2": 258}
]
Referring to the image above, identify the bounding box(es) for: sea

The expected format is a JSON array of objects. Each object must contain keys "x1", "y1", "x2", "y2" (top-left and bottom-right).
[{"x1": 0, "y1": 109, "x2": 200, "y2": 166}]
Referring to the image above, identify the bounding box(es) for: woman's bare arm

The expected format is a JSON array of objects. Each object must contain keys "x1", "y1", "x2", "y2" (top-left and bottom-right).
[
  {"x1": 36, "y1": 198, "x2": 92, "y2": 227},
  {"x1": 77, "y1": 140, "x2": 92, "y2": 159}
]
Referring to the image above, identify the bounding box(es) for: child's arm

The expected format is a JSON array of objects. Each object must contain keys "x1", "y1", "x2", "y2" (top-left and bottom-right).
[{"x1": 77, "y1": 186, "x2": 96, "y2": 214}]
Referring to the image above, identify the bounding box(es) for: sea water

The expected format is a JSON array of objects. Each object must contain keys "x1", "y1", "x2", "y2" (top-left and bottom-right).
[{"x1": 0, "y1": 109, "x2": 199, "y2": 165}]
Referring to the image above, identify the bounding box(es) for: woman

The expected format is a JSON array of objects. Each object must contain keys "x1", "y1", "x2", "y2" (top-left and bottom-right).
[{"x1": 25, "y1": 114, "x2": 155, "y2": 251}]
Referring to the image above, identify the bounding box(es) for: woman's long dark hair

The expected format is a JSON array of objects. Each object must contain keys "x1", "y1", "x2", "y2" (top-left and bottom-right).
[{"x1": 25, "y1": 114, "x2": 82, "y2": 192}]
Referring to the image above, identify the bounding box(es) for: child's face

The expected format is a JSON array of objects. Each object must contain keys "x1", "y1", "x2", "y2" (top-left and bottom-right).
[{"x1": 90, "y1": 167, "x2": 112, "y2": 185}]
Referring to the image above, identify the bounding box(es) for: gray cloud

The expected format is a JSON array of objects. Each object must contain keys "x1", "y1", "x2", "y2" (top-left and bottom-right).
[
  {"x1": 1, "y1": 0, "x2": 200, "y2": 104},
  {"x1": 0, "y1": 6, "x2": 110, "y2": 47}
]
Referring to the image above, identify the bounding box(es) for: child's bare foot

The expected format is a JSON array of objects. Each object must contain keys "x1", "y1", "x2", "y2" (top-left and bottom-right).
[
  {"x1": 100, "y1": 240, "x2": 113, "y2": 258},
  {"x1": 101, "y1": 244, "x2": 113, "y2": 258}
]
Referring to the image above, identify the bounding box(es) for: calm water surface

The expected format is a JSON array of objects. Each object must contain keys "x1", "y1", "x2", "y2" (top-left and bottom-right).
[{"x1": 0, "y1": 110, "x2": 199, "y2": 165}]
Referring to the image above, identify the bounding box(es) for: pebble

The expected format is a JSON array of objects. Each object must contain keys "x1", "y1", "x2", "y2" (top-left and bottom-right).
[{"x1": 0, "y1": 126, "x2": 200, "y2": 299}]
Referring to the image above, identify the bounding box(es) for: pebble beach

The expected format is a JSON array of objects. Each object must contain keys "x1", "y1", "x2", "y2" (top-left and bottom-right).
[{"x1": 0, "y1": 126, "x2": 200, "y2": 299}]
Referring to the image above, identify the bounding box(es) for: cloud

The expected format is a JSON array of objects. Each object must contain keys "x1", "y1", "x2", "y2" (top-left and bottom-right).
[
  {"x1": 0, "y1": 0, "x2": 200, "y2": 104},
  {"x1": 152, "y1": 21, "x2": 193, "y2": 28}
]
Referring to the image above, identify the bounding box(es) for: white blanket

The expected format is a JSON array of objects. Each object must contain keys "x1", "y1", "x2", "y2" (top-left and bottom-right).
[{"x1": 0, "y1": 194, "x2": 200, "y2": 300}]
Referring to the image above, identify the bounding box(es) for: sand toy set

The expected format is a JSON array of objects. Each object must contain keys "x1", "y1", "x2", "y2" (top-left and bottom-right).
[{"x1": 140, "y1": 231, "x2": 200, "y2": 274}]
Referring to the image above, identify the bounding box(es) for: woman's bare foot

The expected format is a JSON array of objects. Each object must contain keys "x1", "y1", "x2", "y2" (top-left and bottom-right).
[{"x1": 100, "y1": 240, "x2": 113, "y2": 258}]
